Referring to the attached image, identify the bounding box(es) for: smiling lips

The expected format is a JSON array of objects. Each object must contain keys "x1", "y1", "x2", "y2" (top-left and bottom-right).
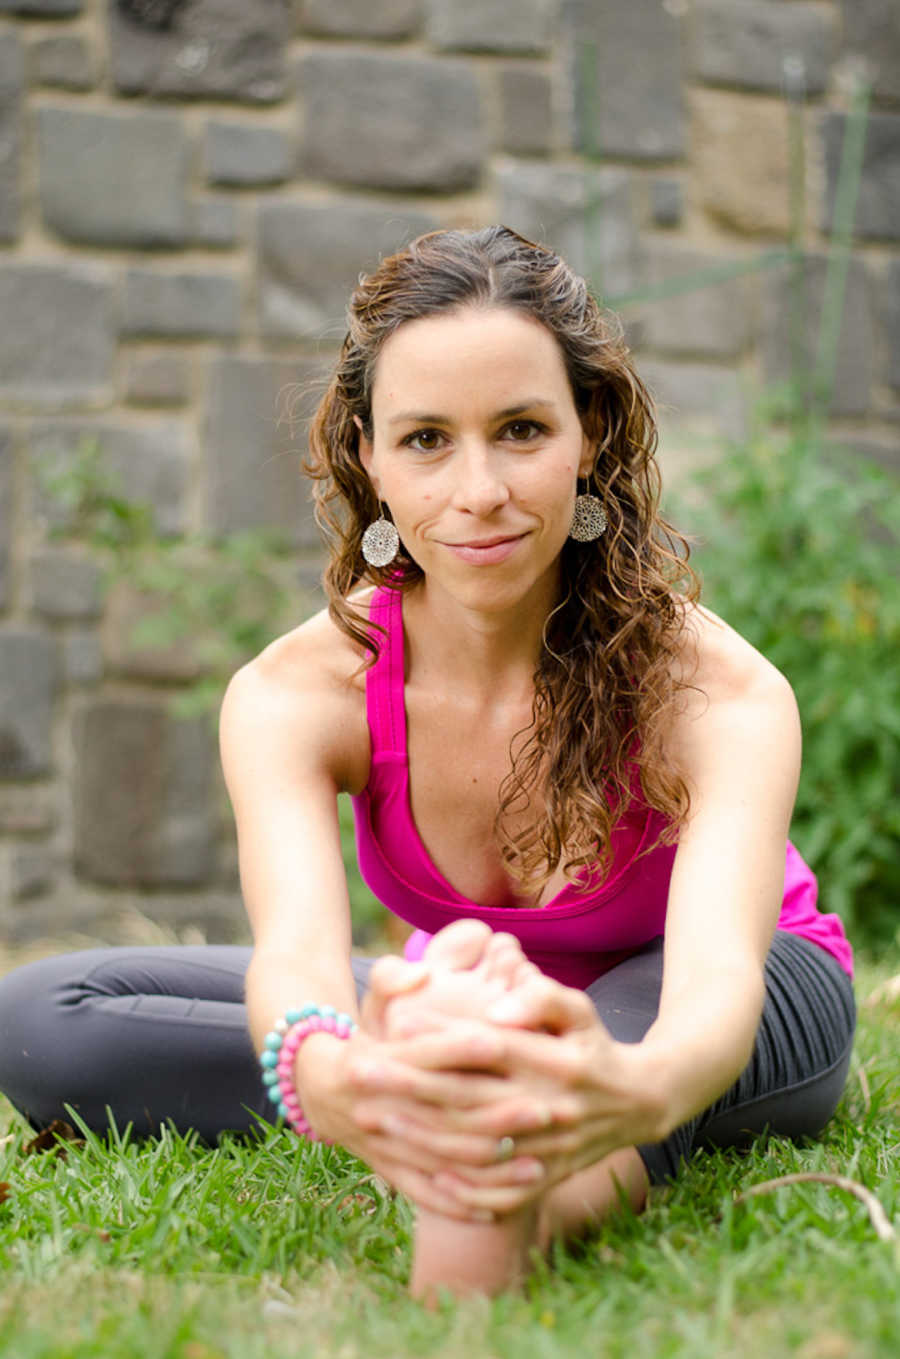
[{"x1": 442, "y1": 533, "x2": 527, "y2": 564}]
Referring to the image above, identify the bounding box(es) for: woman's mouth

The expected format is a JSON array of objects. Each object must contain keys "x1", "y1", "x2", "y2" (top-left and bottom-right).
[{"x1": 442, "y1": 534, "x2": 527, "y2": 565}]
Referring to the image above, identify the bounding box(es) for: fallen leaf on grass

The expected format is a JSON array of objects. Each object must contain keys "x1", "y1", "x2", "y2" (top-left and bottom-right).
[
  {"x1": 0, "y1": 1133, "x2": 16, "y2": 1148},
  {"x1": 22, "y1": 1120, "x2": 84, "y2": 1159},
  {"x1": 0, "y1": 1182, "x2": 10, "y2": 1204},
  {"x1": 337, "y1": 1193, "x2": 377, "y2": 1215}
]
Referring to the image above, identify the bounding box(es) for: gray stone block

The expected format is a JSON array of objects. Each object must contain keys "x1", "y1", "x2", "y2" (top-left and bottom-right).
[
  {"x1": 300, "y1": 0, "x2": 421, "y2": 40},
  {"x1": 299, "y1": 51, "x2": 486, "y2": 191},
  {"x1": 494, "y1": 160, "x2": 639, "y2": 301},
  {"x1": 844, "y1": 0, "x2": 900, "y2": 103},
  {"x1": 38, "y1": 106, "x2": 188, "y2": 247},
  {"x1": 427, "y1": 0, "x2": 553, "y2": 53},
  {"x1": 822, "y1": 113, "x2": 900, "y2": 243},
  {"x1": 639, "y1": 243, "x2": 754, "y2": 360},
  {"x1": 188, "y1": 196, "x2": 239, "y2": 249},
  {"x1": 0, "y1": 262, "x2": 115, "y2": 406},
  {"x1": 0, "y1": 786, "x2": 56, "y2": 833},
  {"x1": 0, "y1": 428, "x2": 10, "y2": 612},
  {"x1": 72, "y1": 698, "x2": 216, "y2": 886},
  {"x1": 29, "y1": 34, "x2": 96, "y2": 90},
  {"x1": 123, "y1": 269, "x2": 242, "y2": 339},
  {"x1": 761, "y1": 254, "x2": 873, "y2": 418},
  {"x1": 28, "y1": 549, "x2": 104, "y2": 620},
  {"x1": 258, "y1": 196, "x2": 437, "y2": 341},
  {"x1": 692, "y1": 1, "x2": 836, "y2": 95},
  {"x1": 205, "y1": 120, "x2": 293, "y2": 185},
  {"x1": 9, "y1": 845, "x2": 55, "y2": 902},
  {"x1": 0, "y1": 32, "x2": 23, "y2": 244},
  {"x1": 692, "y1": 87, "x2": 792, "y2": 236},
  {"x1": 125, "y1": 351, "x2": 191, "y2": 406},
  {"x1": 108, "y1": 0, "x2": 289, "y2": 103},
  {"x1": 497, "y1": 64, "x2": 554, "y2": 156},
  {"x1": 204, "y1": 354, "x2": 327, "y2": 545},
  {"x1": 102, "y1": 579, "x2": 206, "y2": 682},
  {"x1": 637, "y1": 357, "x2": 748, "y2": 443},
  {"x1": 650, "y1": 178, "x2": 683, "y2": 228},
  {"x1": 62, "y1": 629, "x2": 103, "y2": 685},
  {"x1": 830, "y1": 435, "x2": 899, "y2": 482},
  {"x1": 564, "y1": 0, "x2": 685, "y2": 160},
  {"x1": 30, "y1": 419, "x2": 190, "y2": 537},
  {"x1": 0, "y1": 629, "x2": 56, "y2": 778},
  {"x1": 884, "y1": 261, "x2": 900, "y2": 392},
  {"x1": 0, "y1": 1, "x2": 82, "y2": 12}
]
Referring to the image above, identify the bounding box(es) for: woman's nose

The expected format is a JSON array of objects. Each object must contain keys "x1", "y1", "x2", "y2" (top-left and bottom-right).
[{"x1": 451, "y1": 445, "x2": 510, "y2": 515}]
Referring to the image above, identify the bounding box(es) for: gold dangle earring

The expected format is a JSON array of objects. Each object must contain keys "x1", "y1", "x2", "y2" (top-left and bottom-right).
[
  {"x1": 361, "y1": 504, "x2": 400, "y2": 567},
  {"x1": 569, "y1": 480, "x2": 608, "y2": 542}
]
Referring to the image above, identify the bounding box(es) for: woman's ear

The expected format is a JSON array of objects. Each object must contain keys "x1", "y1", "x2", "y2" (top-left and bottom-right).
[{"x1": 578, "y1": 434, "x2": 596, "y2": 480}]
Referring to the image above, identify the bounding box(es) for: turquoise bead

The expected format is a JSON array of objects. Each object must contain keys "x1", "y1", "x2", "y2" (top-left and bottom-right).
[
  {"x1": 262, "y1": 1069, "x2": 278, "y2": 1086},
  {"x1": 320, "y1": 1005, "x2": 337, "y2": 1018},
  {"x1": 278, "y1": 1102, "x2": 288, "y2": 1119},
  {"x1": 285, "y1": 1008, "x2": 302, "y2": 1024},
  {"x1": 300, "y1": 1004, "x2": 318, "y2": 1019},
  {"x1": 260, "y1": 1050, "x2": 278, "y2": 1069},
  {"x1": 264, "y1": 1032, "x2": 281, "y2": 1050},
  {"x1": 267, "y1": 1085, "x2": 281, "y2": 1104}
]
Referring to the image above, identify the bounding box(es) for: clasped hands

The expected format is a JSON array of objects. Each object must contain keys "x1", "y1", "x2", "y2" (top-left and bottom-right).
[{"x1": 337, "y1": 922, "x2": 662, "y2": 1222}]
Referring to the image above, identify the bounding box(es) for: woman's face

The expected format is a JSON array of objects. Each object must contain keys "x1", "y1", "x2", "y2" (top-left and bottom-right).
[{"x1": 357, "y1": 305, "x2": 594, "y2": 614}]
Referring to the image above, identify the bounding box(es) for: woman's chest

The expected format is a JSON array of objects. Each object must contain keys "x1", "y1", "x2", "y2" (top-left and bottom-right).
[{"x1": 404, "y1": 691, "x2": 568, "y2": 908}]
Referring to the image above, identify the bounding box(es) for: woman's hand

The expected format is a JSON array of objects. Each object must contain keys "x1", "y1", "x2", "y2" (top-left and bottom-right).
[
  {"x1": 346, "y1": 963, "x2": 666, "y2": 1217},
  {"x1": 294, "y1": 1019, "x2": 549, "y2": 1220}
]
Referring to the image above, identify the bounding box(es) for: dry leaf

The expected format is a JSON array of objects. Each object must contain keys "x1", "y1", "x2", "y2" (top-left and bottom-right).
[
  {"x1": 23, "y1": 1119, "x2": 84, "y2": 1158},
  {"x1": 0, "y1": 1181, "x2": 10, "y2": 1204}
]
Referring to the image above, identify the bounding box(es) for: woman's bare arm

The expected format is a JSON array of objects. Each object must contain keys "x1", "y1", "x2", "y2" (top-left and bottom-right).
[{"x1": 634, "y1": 605, "x2": 802, "y2": 1134}]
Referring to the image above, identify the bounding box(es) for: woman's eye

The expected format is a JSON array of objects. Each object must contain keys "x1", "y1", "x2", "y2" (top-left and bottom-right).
[
  {"x1": 505, "y1": 420, "x2": 542, "y2": 441},
  {"x1": 405, "y1": 428, "x2": 444, "y2": 452}
]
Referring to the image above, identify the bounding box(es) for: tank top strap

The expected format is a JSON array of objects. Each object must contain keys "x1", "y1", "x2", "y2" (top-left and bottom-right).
[{"x1": 365, "y1": 586, "x2": 406, "y2": 759}]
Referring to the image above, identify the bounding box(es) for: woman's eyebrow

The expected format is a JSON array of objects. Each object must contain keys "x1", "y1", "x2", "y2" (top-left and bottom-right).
[{"x1": 387, "y1": 399, "x2": 558, "y2": 427}]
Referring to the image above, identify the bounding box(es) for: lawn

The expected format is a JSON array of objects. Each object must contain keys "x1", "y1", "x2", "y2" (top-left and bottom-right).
[{"x1": 1, "y1": 944, "x2": 899, "y2": 1358}]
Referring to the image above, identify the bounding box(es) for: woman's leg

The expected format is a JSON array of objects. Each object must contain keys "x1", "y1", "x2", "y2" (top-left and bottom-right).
[
  {"x1": 541, "y1": 930, "x2": 856, "y2": 1239},
  {"x1": 0, "y1": 946, "x2": 373, "y2": 1141}
]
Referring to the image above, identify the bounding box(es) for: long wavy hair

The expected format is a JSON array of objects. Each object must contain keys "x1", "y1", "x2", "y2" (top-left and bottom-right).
[{"x1": 306, "y1": 225, "x2": 700, "y2": 896}]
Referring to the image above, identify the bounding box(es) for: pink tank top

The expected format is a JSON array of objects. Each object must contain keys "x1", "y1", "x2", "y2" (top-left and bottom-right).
[{"x1": 351, "y1": 587, "x2": 853, "y2": 986}]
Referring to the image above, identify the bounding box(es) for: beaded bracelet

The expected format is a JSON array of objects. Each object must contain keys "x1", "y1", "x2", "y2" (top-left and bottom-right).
[{"x1": 259, "y1": 1004, "x2": 357, "y2": 1139}]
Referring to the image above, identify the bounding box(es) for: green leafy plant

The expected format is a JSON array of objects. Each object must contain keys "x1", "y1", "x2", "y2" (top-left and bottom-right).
[
  {"x1": 37, "y1": 439, "x2": 302, "y2": 717},
  {"x1": 36, "y1": 438, "x2": 387, "y2": 941},
  {"x1": 675, "y1": 409, "x2": 900, "y2": 945}
]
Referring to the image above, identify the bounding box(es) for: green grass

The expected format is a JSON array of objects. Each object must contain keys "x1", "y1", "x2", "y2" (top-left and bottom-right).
[{"x1": 1, "y1": 952, "x2": 899, "y2": 1357}]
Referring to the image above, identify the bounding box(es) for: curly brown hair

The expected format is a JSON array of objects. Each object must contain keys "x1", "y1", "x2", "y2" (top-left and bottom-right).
[{"x1": 306, "y1": 225, "x2": 700, "y2": 896}]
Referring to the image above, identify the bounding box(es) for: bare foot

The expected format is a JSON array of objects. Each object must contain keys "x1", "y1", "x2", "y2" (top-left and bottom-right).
[{"x1": 372, "y1": 922, "x2": 542, "y2": 1300}]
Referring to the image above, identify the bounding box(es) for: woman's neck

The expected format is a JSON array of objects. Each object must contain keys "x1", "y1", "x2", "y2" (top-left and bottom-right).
[{"x1": 402, "y1": 573, "x2": 561, "y2": 704}]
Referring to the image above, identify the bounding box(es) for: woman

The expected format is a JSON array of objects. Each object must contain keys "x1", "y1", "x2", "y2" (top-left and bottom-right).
[{"x1": 0, "y1": 227, "x2": 855, "y2": 1299}]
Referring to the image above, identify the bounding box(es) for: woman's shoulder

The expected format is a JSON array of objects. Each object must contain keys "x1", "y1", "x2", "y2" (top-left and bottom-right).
[
  {"x1": 245, "y1": 590, "x2": 375, "y2": 697},
  {"x1": 220, "y1": 590, "x2": 376, "y2": 792},
  {"x1": 673, "y1": 600, "x2": 794, "y2": 710}
]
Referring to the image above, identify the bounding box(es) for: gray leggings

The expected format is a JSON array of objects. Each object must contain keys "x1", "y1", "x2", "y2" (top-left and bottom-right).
[{"x1": 0, "y1": 930, "x2": 855, "y2": 1184}]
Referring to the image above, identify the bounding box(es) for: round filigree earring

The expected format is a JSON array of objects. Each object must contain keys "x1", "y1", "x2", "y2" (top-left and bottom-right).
[
  {"x1": 361, "y1": 507, "x2": 400, "y2": 567},
  {"x1": 569, "y1": 481, "x2": 608, "y2": 542}
]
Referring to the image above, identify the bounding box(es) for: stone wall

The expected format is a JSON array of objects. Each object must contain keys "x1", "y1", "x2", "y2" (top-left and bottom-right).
[{"x1": 0, "y1": 0, "x2": 898, "y2": 942}]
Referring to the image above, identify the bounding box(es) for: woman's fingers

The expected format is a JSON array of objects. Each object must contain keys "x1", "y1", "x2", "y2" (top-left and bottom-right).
[{"x1": 487, "y1": 973, "x2": 598, "y2": 1034}]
